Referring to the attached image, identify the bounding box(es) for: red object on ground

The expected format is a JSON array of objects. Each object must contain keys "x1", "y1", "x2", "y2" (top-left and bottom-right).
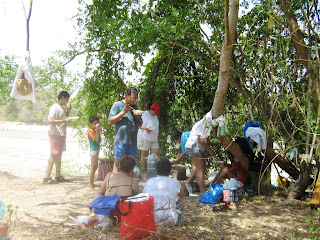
[
  {"x1": 119, "y1": 195, "x2": 156, "y2": 240},
  {"x1": 0, "y1": 222, "x2": 8, "y2": 236}
]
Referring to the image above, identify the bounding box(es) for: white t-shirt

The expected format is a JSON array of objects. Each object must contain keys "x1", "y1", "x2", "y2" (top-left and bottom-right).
[
  {"x1": 143, "y1": 176, "x2": 181, "y2": 225},
  {"x1": 48, "y1": 103, "x2": 67, "y2": 136},
  {"x1": 138, "y1": 110, "x2": 159, "y2": 142},
  {"x1": 185, "y1": 119, "x2": 206, "y2": 150}
]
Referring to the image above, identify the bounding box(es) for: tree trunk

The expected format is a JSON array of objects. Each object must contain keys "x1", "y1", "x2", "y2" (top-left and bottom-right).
[
  {"x1": 287, "y1": 161, "x2": 311, "y2": 199},
  {"x1": 211, "y1": 0, "x2": 239, "y2": 119},
  {"x1": 278, "y1": 0, "x2": 320, "y2": 147}
]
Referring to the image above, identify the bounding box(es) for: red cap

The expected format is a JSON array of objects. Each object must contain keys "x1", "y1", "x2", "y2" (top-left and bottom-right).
[{"x1": 150, "y1": 103, "x2": 161, "y2": 114}]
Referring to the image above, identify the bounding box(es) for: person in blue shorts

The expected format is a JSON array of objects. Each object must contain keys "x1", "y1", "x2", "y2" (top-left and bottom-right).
[{"x1": 108, "y1": 87, "x2": 142, "y2": 172}]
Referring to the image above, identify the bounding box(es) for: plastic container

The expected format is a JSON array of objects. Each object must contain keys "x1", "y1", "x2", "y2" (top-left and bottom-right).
[
  {"x1": 147, "y1": 153, "x2": 158, "y2": 178},
  {"x1": 230, "y1": 188, "x2": 239, "y2": 202},
  {"x1": 223, "y1": 190, "x2": 231, "y2": 203},
  {"x1": 133, "y1": 166, "x2": 142, "y2": 180}
]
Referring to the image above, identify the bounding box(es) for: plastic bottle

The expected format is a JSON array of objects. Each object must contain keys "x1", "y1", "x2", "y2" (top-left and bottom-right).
[
  {"x1": 147, "y1": 153, "x2": 158, "y2": 178},
  {"x1": 133, "y1": 166, "x2": 142, "y2": 180}
]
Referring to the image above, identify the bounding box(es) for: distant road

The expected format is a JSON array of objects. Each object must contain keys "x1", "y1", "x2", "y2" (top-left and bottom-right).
[{"x1": 0, "y1": 121, "x2": 89, "y2": 180}]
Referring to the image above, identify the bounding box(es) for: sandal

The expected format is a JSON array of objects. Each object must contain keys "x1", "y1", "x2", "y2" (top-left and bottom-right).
[
  {"x1": 42, "y1": 178, "x2": 58, "y2": 184},
  {"x1": 55, "y1": 176, "x2": 70, "y2": 182}
]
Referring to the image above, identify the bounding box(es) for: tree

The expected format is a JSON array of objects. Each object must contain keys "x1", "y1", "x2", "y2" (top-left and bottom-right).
[{"x1": 70, "y1": 0, "x2": 319, "y2": 197}]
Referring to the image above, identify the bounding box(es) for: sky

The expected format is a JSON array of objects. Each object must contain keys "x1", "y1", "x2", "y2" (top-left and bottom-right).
[
  {"x1": 0, "y1": 0, "x2": 79, "y2": 66},
  {"x1": 0, "y1": 0, "x2": 145, "y2": 82}
]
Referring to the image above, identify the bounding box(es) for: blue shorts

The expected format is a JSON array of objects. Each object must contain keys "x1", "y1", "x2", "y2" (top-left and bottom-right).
[{"x1": 114, "y1": 142, "x2": 138, "y2": 160}]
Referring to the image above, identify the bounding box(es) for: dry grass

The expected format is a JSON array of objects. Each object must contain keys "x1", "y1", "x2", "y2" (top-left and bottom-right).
[{"x1": 1, "y1": 172, "x2": 319, "y2": 240}]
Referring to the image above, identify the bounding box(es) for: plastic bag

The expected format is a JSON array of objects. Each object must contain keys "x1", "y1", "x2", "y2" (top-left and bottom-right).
[
  {"x1": 70, "y1": 213, "x2": 98, "y2": 228},
  {"x1": 207, "y1": 171, "x2": 219, "y2": 182},
  {"x1": 199, "y1": 183, "x2": 223, "y2": 205},
  {"x1": 96, "y1": 214, "x2": 112, "y2": 228},
  {"x1": 222, "y1": 178, "x2": 243, "y2": 190},
  {"x1": 133, "y1": 166, "x2": 142, "y2": 180}
]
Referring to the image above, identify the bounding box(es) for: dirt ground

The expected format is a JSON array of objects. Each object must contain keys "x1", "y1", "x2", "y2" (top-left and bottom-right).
[
  {"x1": 1, "y1": 171, "x2": 319, "y2": 240},
  {"x1": 0, "y1": 121, "x2": 319, "y2": 239}
]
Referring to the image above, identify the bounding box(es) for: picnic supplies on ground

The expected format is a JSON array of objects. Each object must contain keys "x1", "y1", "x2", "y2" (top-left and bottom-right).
[
  {"x1": 0, "y1": 222, "x2": 8, "y2": 237},
  {"x1": 89, "y1": 194, "x2": 121, "y2": 215},
  {"x1": 98, "y1": 158, "x2": 114, "y2": 181},
  {"x1": 70, "y1": 213, "x2": 98, "y2": 228},
  {"x1": 147, "y1": 153, "x2": 158, "y2": 179},
  {"x1": 222, "y1": 178, "x2": 243, "y2": 190},
  {"x1": 118, "y1": 193, "x2": 156, "y2": 240},
  {"x1": 199, "y1": 183, "x2": 223, "y2": 205},
  {"x1": 96, "y1": 214, "x2": 113, "y2": 228}
]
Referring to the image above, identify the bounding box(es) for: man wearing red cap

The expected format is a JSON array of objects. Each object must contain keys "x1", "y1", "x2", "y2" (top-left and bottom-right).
[{"x1": 137, "y1": 103, "x2": 161, "y2": 175}]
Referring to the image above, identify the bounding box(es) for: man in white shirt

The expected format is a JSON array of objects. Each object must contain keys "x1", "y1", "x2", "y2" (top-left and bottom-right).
[
  {"x1": 43, "y1": 91, "x2": 73, "y2": 184},
  {"x1": 143, "y1": 157, "x2": 185, "y2": 226},
  {"x1": 137, "y1": 103, "x2": 160, "y2": 175}
]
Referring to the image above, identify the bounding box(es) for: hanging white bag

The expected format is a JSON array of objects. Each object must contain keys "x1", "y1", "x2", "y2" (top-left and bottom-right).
[{"x1": 10, "y1": 51, "x2": 36, "y2": 103}]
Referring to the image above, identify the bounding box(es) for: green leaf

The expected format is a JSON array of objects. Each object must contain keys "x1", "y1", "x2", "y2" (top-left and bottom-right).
[{"x1": 267, "y1": 17, "x2": 275, "y2": 29}]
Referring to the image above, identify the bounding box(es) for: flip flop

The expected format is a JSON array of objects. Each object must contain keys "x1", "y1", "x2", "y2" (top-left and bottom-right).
[
  {"x1": 42, "y1": 178, "x2": 58, "y2": 184},
  {"x1": 55, "y1": 176, "x2": 70, "y2": 182}
]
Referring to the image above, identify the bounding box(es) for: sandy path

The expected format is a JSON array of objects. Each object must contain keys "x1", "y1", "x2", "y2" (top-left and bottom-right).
[{"x1": 0, "y1": 121, "x2": 89, "y2": 179}]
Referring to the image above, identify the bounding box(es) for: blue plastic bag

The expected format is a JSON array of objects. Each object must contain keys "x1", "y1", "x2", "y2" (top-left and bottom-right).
[{"x1": 199, "y1": 183, "x2": 223, "y2": 204}]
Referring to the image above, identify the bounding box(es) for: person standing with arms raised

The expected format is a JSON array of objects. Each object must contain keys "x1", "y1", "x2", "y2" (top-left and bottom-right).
[{"x1": 108, "y1": 87, "x2": 142, "y2": 172}]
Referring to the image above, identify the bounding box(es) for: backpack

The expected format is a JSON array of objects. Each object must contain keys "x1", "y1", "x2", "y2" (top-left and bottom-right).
[{"x1": 235, "y1": 137, "x2": 264, "y2": 172}]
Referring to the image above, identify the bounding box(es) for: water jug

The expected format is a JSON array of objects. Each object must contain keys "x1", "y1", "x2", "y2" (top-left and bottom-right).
[{"x1": 147, "y1": 153, "x2": 158, "y2": 178}]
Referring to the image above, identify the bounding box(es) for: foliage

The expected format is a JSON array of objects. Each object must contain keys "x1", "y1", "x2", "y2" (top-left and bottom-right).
[
  {"x1": 0, "y1": 55, "x2": 17, "y2": 105},
  {"x1": 5, "y1": 204, "x2": 18, "y2": 233},
  {"x1": 305, "y1": 207, "x2": 320, "y2": 237},
  {"x1": 0, "y1": 52, "x2": 80, "y2": 123},
  {"x1": 1, "y1": 0, "x2": 319, "y2": 177},
  {"x1": 65, "y1": 0, "x2": 319, "y2": 170}
]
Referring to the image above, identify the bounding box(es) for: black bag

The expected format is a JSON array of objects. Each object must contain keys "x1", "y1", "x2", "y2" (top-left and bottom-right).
[{"x1": 235, "y1": 137, "x2": 264, "y2": 172}]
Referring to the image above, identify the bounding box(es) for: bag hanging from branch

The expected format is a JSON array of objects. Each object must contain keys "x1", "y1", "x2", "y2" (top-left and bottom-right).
[
  {"x1": 118, "y1": 193, "x2": 156, "y2": 240},
  {"x1": 10, "y1": 51, "x2": 36, "y2": 103}
]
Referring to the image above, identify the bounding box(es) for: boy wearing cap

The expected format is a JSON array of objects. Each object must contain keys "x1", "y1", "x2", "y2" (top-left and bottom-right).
[{"x1": 137, "y1": 103, "x2": 161, "y2": 175}]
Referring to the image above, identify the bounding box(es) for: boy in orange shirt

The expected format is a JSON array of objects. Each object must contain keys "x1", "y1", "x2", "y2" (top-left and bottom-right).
[{"x1": 88, "y1": 116, "x2": 102, "y2": 188}]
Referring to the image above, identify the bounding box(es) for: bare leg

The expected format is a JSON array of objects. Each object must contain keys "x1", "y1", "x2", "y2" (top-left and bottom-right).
[
  {"x1": 211, "y1": 166, "x2": 227, "y2": 183},
  {"x1": 54, "y1": 152, "x2": 63, "y2": 177},
  {"x1": 90, "y1": 155, "x2": 99, "y2": 187},
  {"x1": 192, "y1": 156, "x2": 206, "y2": 194},
  {"x1": 45, "y1": 154, "x2": 57, "y2": 178},
  {"x1": 150, "y1": 148, "x2": 160, "y2": 156},
  {"x1": 186, "y1": 164, "x2": 197, "y2": 184},
  {"x1": 141, "y1": 150, "x2": 149, "y2": 174},
  {"x1": 213, "y1": 167, "x2": 235, "y2": 184}
]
